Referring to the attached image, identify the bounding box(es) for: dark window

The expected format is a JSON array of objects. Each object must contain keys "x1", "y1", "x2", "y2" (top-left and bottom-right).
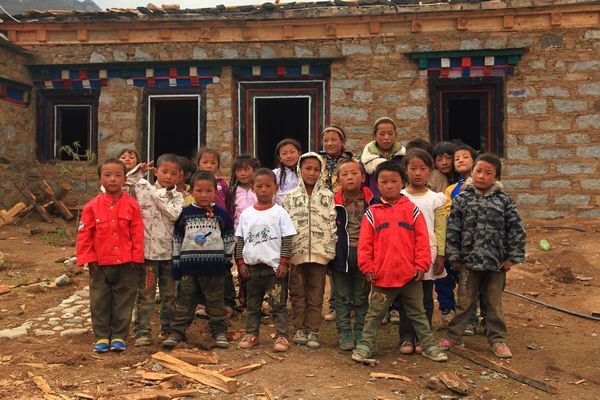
[{"x1": 54, "y1": 105, "x2": 92, "y2": 160}]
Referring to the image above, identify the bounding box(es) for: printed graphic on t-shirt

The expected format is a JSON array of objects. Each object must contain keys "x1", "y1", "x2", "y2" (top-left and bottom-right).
[{"x1": 246, "y1": 227, "x2": 278, "y2": 247}]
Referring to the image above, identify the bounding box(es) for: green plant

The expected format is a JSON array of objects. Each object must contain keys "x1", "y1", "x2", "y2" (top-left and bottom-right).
[{"x1": 41, "y1": 227, "x2": 70, "y2": 247}]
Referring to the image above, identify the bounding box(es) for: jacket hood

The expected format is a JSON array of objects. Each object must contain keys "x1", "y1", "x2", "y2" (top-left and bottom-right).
[
  {"x1": 334, "y1": 186, "x2": 375, "y2": 206},
  {"x1": 296, "y1": 152, "x2": 325, "y2": 192},
  {"x1": 361, "y1": 141, "x2": 406, "y2": 174},
  {"x1": 463, "y1": 177, "x2": 503, "y2": 196}
]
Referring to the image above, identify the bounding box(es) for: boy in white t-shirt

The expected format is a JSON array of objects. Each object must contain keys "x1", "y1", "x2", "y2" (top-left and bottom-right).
[{"x1": 235, "y1": 168, "x2": 297, "y2": 352}]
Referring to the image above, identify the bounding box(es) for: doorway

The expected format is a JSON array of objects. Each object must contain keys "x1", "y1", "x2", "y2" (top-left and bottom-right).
[
  {"x1": 442, "y1": 92, "x2": 489, "y2": 152},
  {"x1": 147, "y1": 95, "x2": 201, "y2": 163},
  {"x1": 254, "y1": 97, "x2": 310, "y2": 168}
]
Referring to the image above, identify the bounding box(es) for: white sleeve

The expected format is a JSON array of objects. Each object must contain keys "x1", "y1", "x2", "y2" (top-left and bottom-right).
[{"x1": 279, "y1": 207, "x2": 297, "y2": 237}]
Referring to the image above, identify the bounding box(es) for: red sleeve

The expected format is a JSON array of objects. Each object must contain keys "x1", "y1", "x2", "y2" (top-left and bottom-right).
[
  {"x1": 129, "y1": 199, "x2": 145, "y2": 264},
  {"x1": 357, "y1": 209, "x2": 375, "y2": 275},
  {"x1": 76, "y1": 202, "x2": 97, "y2": 266},
  {"x1": 413, "y1": 210, "x2": 432, "y2": 272}
]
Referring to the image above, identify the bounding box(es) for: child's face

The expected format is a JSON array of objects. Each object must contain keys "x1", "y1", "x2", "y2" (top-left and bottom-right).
[
  {"x1": 235, "y1": 165, "x2": 255, "y2": 186},
  {"x1": 454, "y1": 150, "x2": 474, "y2": 176},
  {"x1": 435, "y1": 153, "x2": 453, "y2": 175},
  {"x1": 156, "y1": 160, "x2": 181, "y2": 189},
  {"x1": 278, "y1": 144, "x2": 300, "y2": 169},
  {"x1": 406, "y1": 157, "x2": 431, "y2": 188},
  {"x1": 119, "y1": 151, "x2": 138, "y2": 172},
  {"x1": 99, "y1": 163, "x2": 126, "y2": 195},
  {"x1": 338, "y1": 162, "x2": 364, "y2": 193},
  {"x1": 472, "y1": 160, "x2": 497, "y2": 192},
  {"x1": 300, "y1": 158, "x2": 321, "y2": 188},
  {"x1": 192, "y1": 179, "x2": 216, "y2": 207},
  {"x1": 377, "y1": 170, "x2": 403, "y2": 201},
  {"x1": 198, "y1": 153, "x2": 219, "y2": 175},
  {"x1": 252, "y1": 174, "x2": 278, "y2": 205},
  {"x1": 374, "y1": 123, "x2": 397, "y2": 152},
  {"x1": 322, "y1": 131, "x2": 344, "y2": 157}
]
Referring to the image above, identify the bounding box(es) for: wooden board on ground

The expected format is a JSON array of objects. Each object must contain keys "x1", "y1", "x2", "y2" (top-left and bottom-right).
[
  {"x1": 0, "y1": 202, "x2": 27, "y2": 227},
  {"x1": 134, "y1": 371, "x2": 178, "y2": 381},
  {"x1": 220, "y1": 363, "x2": 262, "y2": 377},
  {"x1": 113, "y1": 388, "x2": 207, "y2": 399},
  {"x1": 449, "y1": 346, "x2": 557, "y2": 394},
  {"x1": 369, "y1": 372, "x2": 412, "y2": 382},
  {"x1": 151, "y1": 352, "x2": 237, "y2": 393},
  {"x1": 170, "y1": 349, "x2": 219, "y2": 365}
]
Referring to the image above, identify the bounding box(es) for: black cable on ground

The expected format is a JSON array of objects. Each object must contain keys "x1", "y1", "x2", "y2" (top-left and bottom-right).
[{"x1": 504, "y1": 289, "x2": 600, "y2": 322}]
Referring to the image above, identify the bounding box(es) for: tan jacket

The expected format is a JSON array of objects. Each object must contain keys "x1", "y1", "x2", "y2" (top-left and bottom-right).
[
  {"x1": 283, "y1": 152, "x2": 337, "y2": 266},
  {"x1": 129, "y1": 171, "x2": 184, "y2": 260}
]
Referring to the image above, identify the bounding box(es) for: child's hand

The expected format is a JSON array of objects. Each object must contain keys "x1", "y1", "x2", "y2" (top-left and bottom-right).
[
  {"x1": 88, "y1": 262, "x2": 99, "y2": 275},
  {"x1": 433, "y1": 255, "x2": 445, "y2": 276},
  {"x1": 414, "y1": 270, "x2": 425, "y2": 281},
  {"x1": 451, "y1": 261, "x2": 464, "y2": 271},
  {"x1": 500, "y1": 260, "x2": 514, "y2": 271},
  {"x1": 140, "y1": 161, "x2": 155, "y2": 173},
  {"x1": 276, "y1": 263, "x2": 288, "y2": 279},
  {"x1": 365, "y1": 272, "x2": 376, "y2": 283},
  {"x1": 238, "y1": 263, "x2": 249, "y2": 280}
]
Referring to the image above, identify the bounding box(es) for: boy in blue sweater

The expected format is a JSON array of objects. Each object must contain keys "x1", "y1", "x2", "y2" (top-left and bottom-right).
[{"x1": 163, "y1": 171, "x2": 234, "y2": 349}]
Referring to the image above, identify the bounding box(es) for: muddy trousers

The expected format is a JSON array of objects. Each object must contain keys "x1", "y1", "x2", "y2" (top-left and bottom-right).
[
  {"x1": 134, "y1": 260, "x2": 176, "y2": 338},
  {"x1": 358, "y1": 281, "x2": 436, "y2": 352},
  {"x1": 447, "y1": 269, "x2": 506, "y2": 345},
  {"x1": 89, "y1": 263, "x2": 139, "y2": 341},
  {"x1": 289, "y1": 263, "x2": 327, "y2": 333},
  {"x1": 396, "y1": 280, "x2": 434, "y2": 343},
  {"x1": 245, "y1": 264, "x2": 289, "y2": 337},
  {"x1": 171, "y1": 274, "x2": 227, "y2": 339}
]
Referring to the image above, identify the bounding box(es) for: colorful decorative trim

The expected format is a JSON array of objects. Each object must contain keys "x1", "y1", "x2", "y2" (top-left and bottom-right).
[
  {"x1": 0, "y1": 77, "x2": 32, "y2": 106},
  {"x1": 233, "y1": 62, "x2": 329, "y2": 78},
  {"x1": 409, "y1": 48, "x2": 525, "y2": 78}
]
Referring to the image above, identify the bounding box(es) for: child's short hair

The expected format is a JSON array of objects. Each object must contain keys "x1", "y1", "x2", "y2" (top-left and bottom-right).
[
  {"x1": 190, "y1": 171, "x2": 217, "y2": 189},
  {"x1": 406, "y1": 138, "x2": 433, "y2": 156},
  {"x1": 432, "y1": 141, "x2": 457, "y2": 159},
  {"x1": 453, "y1": 143, "x2": 478, "y2": 162},
  {"x1": 336, "y1": 158, "x2": 363, "y2": 177},
  {"x1": 253, "y1": 167, "x2": 277, "y2": 184},
  {"x1": 97, "y1": 158, "x2": 126, "y2": 176},
  {"x1": 403, "y1": 149, "x2": 434, "y2": 169},
  {"x1": 475, "y1": 153, "x2": 502, "y2": 179},
  {"x1": 157, "y1": 153, "x2": 182, "y2": 170},
  {"x1": 177, "y1": 155, "x2": 192, "y2": 175},
  {"x1": 373, "y1": 117, "x2": 396, "y2": 134},
  {"x1": 374, "y1": 161, "x2": 407, "y2": 183},
  {"x1": 232, "y1": 154, "x2": 261, "y2": 173},
  {"x1": 195, "y1": 147, "x2": 221, "y2": 167},
  {"x1": 118, "y1": 148, "x2": 141, "y2": 163}
]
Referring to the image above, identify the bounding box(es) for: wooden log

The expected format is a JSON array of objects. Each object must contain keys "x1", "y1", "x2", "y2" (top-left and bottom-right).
[
  {"x1": 55, "y1": 182, "x2": 72, "y2": 201},
  {"x1": 113, "y1": 388, "x2": 207, "y2": 400},
  {"x1": 220, "y1": 363, "x2": 262, "y2": 377},
  {"x1": 28, "y1": 372, "x2": 62, "y2": 400},
  {"x1": 369, "y1": 372, "x2": 412, "y2": 382},
  {"x1": 16, "y1": 183, "x2": 51, "y2": 222},
  {"x1": 449, "y1": 346, "x2": 557, "y2": 394},
  {"x1": 0, "y1": 202, "x2": 27, "y2": 227},
  {"x1": 39, "y1": 180, "x2": 74, "y2": 220},
  {"x1": 151, "y1": 352, "x2": 237, "y2": 393},
  {"x1": 170, "y1": 349, "x2": 218, "y2": 365},
  {"x1": 134, "y1": 371, "x2": 177, "y2": 381}
]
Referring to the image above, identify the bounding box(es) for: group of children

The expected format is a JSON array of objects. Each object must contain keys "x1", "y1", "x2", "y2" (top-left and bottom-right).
[{"x1": 76, "y1": 116, "x2": 525, "y2": 363}]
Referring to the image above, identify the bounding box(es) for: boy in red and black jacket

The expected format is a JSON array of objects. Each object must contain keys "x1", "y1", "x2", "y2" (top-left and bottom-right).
[
  {"x1": 77, "y1": 159, "x2": 144, "y2": 353},
  {"x1": 352, "y1": 161, "x2": 447, "y2": 363}
]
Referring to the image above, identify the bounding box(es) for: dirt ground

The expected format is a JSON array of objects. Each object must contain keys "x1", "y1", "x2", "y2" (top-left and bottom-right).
[{"x1": 0, "y1": 215, "x2": 599, "y2": 400}]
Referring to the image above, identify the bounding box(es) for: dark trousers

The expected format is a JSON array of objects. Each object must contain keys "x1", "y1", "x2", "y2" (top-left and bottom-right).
[
  {"x1": 397, "y1": 280, "x2": 434, "y2": 342},
  {"x1": 89, "y1": 263, "x2": 139, "y2": 340},
  {"x1": 134, "y1": 260, "x2": 176, "y2": 338},
  {"x1": 246, "y1": 264, "x2": 289, "y2": 337},
  {"x1": 448, "y1": 269, "x2": 507, "y2": 344},
  {"x1": 171, "y1": 274, "x2": 227, "y2": 339},
  {"x1": 289, "y1": 263, "x2": 327, "y2": 332},
  {"x1": 435, "y1": 262, "x2": 486, "y2": 326},
  {"x1": 331, "y1": 247, "x2": 370, "y2": 336},
  {"x1": 224, "y1": 266, "x2": 237, "y2": 309}
]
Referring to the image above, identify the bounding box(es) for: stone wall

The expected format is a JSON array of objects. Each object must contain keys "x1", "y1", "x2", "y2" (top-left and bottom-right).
[{"x1": 1, "y1": 23, "x2": 599, "y2": 217}]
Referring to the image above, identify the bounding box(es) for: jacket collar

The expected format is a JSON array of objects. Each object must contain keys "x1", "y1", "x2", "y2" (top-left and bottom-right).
[
  {"x1": 296, "y1": 152, "x2": 325, "y2": 193},
  {"x1": 334, "y1": 186, "x2": 375, "y2": 206},
  {"x1": 379, "y1": 194, "x2": 407, "y2": 206},
  {"x1": 463, "y1": 177, "x2": 504, "y2": 196}
]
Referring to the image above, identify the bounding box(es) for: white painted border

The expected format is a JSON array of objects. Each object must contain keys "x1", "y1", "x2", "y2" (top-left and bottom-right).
[{"x1": 53, "y1": 104, "x2": 93, "y2": 159}]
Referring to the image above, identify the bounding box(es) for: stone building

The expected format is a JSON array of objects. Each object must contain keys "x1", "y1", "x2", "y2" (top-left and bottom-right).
[{"x1": 0, "y1": 0, "x2": 599, "y2": 218}]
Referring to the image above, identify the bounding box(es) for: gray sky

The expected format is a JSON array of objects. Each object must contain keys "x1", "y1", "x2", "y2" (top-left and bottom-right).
[{"x1": 94, "y1": 0, "x2": 290, "y2": 9}]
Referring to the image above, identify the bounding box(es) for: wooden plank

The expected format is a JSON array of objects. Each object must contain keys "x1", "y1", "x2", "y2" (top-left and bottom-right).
[
  {"x1": 220, "y1": 363, "x2": 262, "y2": 377},
  {"x1": 27, "y1": 372, "x2": 62, "y2": 400},
  {"x1": 0, "y1": 202, "x2": 27, "y2": 227},
  {"x1": 114, "y1": 389, "x2": 207, "y2": 400},
  {"x1": 39, "y1": 180, "x2": 74, "y2": 220},
  {"x1": 134, "y1": 371, "x2": 178, "y2": 381},
  {"x1": 369, "y1": 372, "x2": 412, "y2": 382},
  {"x1": 449, "y1": 346, "x2": 557, "y2": 394},
  {"x1": 170, "y1": 349, "x2": 218, "y2": 365},
  {"x1": 151, "y1": 352, "x2": 237, "y2": 394},
  {"x1": 16, "y1": 183, "x2": 52, "y2": 222}
]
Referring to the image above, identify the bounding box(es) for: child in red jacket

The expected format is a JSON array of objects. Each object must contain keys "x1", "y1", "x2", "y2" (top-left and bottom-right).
[
  {"x1": 352, "y1": 161, "x2": 447, "y2": 363},
  {"x1": 77, "y1": 158, "x2": 144, "y2": 353}
]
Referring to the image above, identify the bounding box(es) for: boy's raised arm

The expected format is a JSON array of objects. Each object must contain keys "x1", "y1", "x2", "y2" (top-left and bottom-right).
[
  {"x1": 154, "y1": 187, "x2": 184, "y2": 222},
  {"x1": 76, "y1": 205, "x2": 97, "y2": 266}
]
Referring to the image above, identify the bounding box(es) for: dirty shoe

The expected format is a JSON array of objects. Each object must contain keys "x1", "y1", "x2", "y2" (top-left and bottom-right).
[
  {"x1": 490, "y1": 342, "x2": 512, "y2": 358},
  {"x1": 421, "y1": 346, "x2": 448, "y2": 362},
  {"x1": 306, "y1": 332, "x2": 320, "y2": 349},
  {"x1": 134, "y1": 335, "x2": 152, "y2": 347},
  {"x1": 292, "y1": 329, "x2": 308, "y2": 345}
]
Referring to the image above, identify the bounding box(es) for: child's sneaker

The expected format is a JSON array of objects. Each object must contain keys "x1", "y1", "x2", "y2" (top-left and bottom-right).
[
  {"x1": 389, "y1": 309, "x2": 400, "y2": 325},
  {"x1": 292, "y1": 329, "x2": 308, "y2": 345},
  {"x1": 399, "y1": 340, "x2": 415, "y2": 354},
  {"x1": 238, "y1": 333, "x2": 259, "y2": 349},
  {"x1": 421, "y1": 346, "x2": 448, "y2": 362},
  {"x1": 351, "y1": 345, "x2": 372, "y2": 363},
  {"x1": 490, "y1": 342, "x2": 512, "y2": 358},
  {"x1": 273, "y1": 336, "x2": 289, "y2": 352},
  {"x1": 94, "y1": 339, "x2": 109, "y2": 353},
  {"x1": 214, "y1": 333, "x2": 230, "y2": 349},
  {"x1": 110, "y1": 338, "x2": 126, "y2": 352},
  {"x1": 463, "y1": 324, "x2": 476, "y2": 336},
  {"x1": 436, "y1": 338, "x2": 463, "y2": 351},
  {"x1": 195, "y1": 304, "x2": 208, "y2": 319},
  {"x1": 306, "y1": 332, "x2": 320, "y2": 349},
  {"x1": 162, "y1": 334, "x2": 181, "y2": 349},
  {"x1": 134, "y1": 335, "x2": 152, "y2": 347},
  {"x1": 415, "y1": 342, "x2": 423, "y2": 354},
  {"x1": 339, "y1": 332, "x2": 354, "y2": 351},
  {"x1": 440, "y1": 310, "x2": 455, "y2": 327},
  {"x1": 158, "y1": 331, "x2": 169, "y2": 340},
  {"x1": 324, "y1": 309, "x2": 336, "y2": 321}
]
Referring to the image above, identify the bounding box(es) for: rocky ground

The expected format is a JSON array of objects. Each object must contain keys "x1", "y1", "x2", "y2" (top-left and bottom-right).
[{"x1": 0, "y1": 216, "x2": 599, "y2": 400}]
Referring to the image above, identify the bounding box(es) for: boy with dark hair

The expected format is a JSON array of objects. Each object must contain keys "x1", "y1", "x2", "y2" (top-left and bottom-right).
[
  {"x1": 176, "y1": 155, "x2": 194, "y2": 206},
  {"x1": 405, "y1": 138, "x2": 434, "y2": 156},
  {"x1": 352, "y1": 161, "x2": 447, "y2": 363},
  {"x1": 438, "y1": 153, "x2": 525, "y2": 358},
  {"x1": 429, "y1": 141, "x2": 458, "y2": 193},
  {"x1": 163, "y1": 171, "x2": 235, "y2": 349},
  {"x1": 77, "y1": 159, "x2": 144, "y2": 352}
]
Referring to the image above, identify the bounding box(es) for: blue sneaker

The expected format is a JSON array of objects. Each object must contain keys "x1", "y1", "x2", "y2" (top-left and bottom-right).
[
  {"x1": 110, "y1": 338, "x2": 126, "y2": 352},
  {"x1": 94, "y1": 339, "x2": 109, "y2": 353}
]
